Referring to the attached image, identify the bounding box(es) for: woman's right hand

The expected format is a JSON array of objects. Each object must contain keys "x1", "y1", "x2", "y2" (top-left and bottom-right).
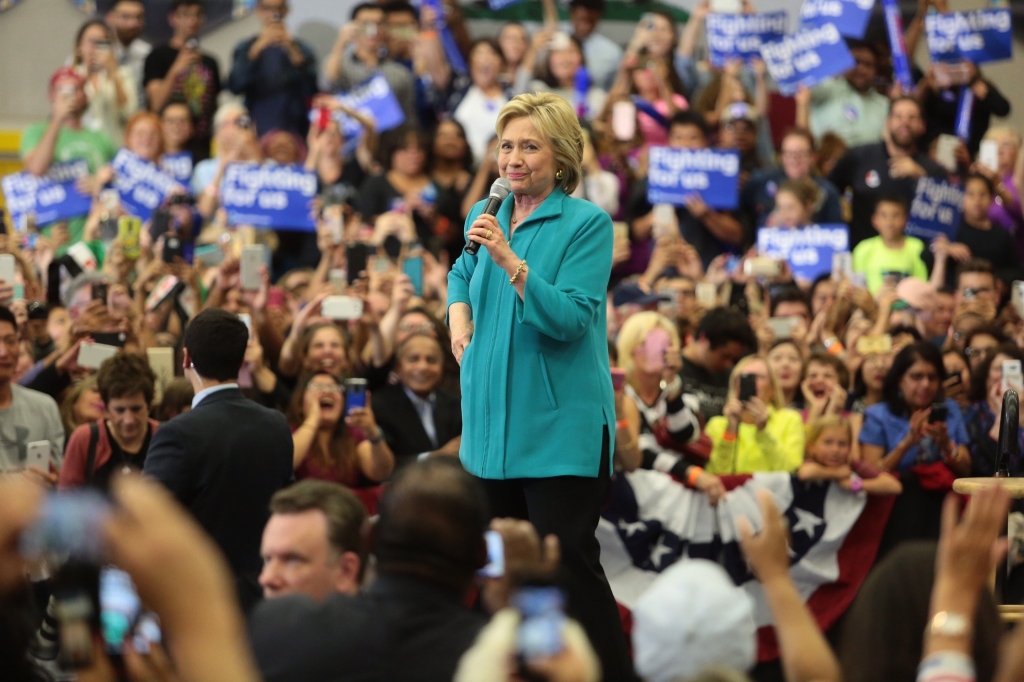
[{"x1": 451, "y1": 322, "x2": 473, "y2": 366}]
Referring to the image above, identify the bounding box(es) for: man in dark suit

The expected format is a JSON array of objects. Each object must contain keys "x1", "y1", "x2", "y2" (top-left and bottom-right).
[
  {"x1": 371, "y1": 333, "x2": 462, "y2": 471},
  {"x1": 249, "y1": 459, "x2": 489, "y2": 682},
  {"x1": 144, "y1": 308, "x2": 293, "y2": 612}
]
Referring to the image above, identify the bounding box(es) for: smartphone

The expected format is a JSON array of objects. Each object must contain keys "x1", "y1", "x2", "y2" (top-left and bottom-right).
[
  {"x1": 92, "y1": 282, "x2": 108, "y2": 304},
  {"x1": 1002, "y1": 359, "x2": 1023, "y2": 395},
  {"x1": 744, "y1": 257, "x2": 781, "y2": 277},
  {"x1": 831, "y1": 251, "x2": 853, "y2": 281},
  {"x1": 935, "y1": 134, "x2": 959, "y2": 173},
  {"x1": 238, "y1": 312, "x2": 253, "y2": 338},
  {"x1": 78, "y1": 341, "x2": 119, "y2": 370},
  {"x1": 149, "y1": 209, "x2": 172, "y2": 240},
  {"x1": 345, "y1": 243, "x2": 371, "y2": 285},
  {"x1": 696, "y1": 282, "x2": 718, "y2": 308},
  {"x1": 611, "y1": 101, "x2": 637, "y2": 142},
  {"x1": 117, "y1": 216, "x2": 142, "y2": 260},
  {"x1": 403, "y1": 256, "x2": 424, "y2": 297},
  {"x1": 611, "y1": 367, "x2": 627, "y2": 392},
  {"x1": 710, "y1": 0, "x2": 743, "y2": 11},
  {"x1": 739, "y1": 373, "x2": 757, "y2": 402},
  {"x1": 0, "y1": 254, "x2": 16, "y2": 285},
  {"x1": 144, "y1": 275, "x2": 181, "y2": 313},
  {"x1": 344, "y1": 378, "x2": 367, "y2": 414},
  {"x1": 979, "y1": 140, "x2": 999, "y2": 173},
  {"x1": 322, "y1": 295, "x2": 364, "y2": 320},
  {"x1": 644, "y1": 327, "x2": 671, "y2": 373},
  {"x1": 324, "y1": 204, "x2": 344, "y2": 245},
  {"x1": 328, "y1": 268, "x2": 347, "y2": 291},
  {"x1": 91, "y1": 331, "x2": 127, "y2": 348},
  {"x1": 25, "y1": 440, "x2": 51, "y2": 472},
  {"x1": 194, "y1": 243, "x2": 224, "y2": 268},
  {"x1": 316, "y1": 107, "x2": 331, "y2": 133},
  {"x1": 515, "y1": 586, "x2": 566, "y2": 660},
  {"x1": 1014, "y1": 281, "x2": 1024, "y2": 319},
  {"x1": 651, "y1": 204, "x2": 677, "y2": 240},
  {"x1": 928, "y1": 401, "x2": 949, "y2": 424},
  {"x1": 856, "y1": 334, "x2": 893, "y2": 356},
  {"x1": 477, "y1": 530, "x2": 505, "y2": 578},
  {"x1": 240, "y1": 245, "x2": 263, "y2": 291},
  {"x1": 766, "y1": 316, "x2": 796, "y2": 339},
  {"x1": 99, "y1": 216, "x2": 119, "y2": 242},
  {"x1": 99, "y1": 567, "x2": 161, "y2": 657},
  {"x1": 162, "y1": 235, "x2": 184, "y2": 264},
  {"x1": 146, "y1": 347, "x2": 174, "y2": 405}
]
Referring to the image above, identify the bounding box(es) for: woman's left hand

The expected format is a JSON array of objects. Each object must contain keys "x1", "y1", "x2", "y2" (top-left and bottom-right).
[{"x1": 466, "y1": 214, "x2": 519, "y2": 273}]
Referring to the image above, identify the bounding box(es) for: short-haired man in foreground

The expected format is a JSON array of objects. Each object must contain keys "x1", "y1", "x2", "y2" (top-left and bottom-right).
[{"x1": 260, "y1": 480, "x2": 366, "y2": 600}]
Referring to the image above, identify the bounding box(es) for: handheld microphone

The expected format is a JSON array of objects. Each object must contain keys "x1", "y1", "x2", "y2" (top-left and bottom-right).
[{"x1": 465, "y1": 178, "x2": 512, "y2": 256}]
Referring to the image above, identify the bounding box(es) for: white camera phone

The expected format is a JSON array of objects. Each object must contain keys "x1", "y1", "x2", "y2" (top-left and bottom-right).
[
  {"x1": 78, "y1": 341, "x2": 119, "y2": 370},
  {"x1": 321, "y1": 296, "x2": 364, "y2": 321},
  {"x1": 240, "y1": 246, "x2": 264, "y2": 291},
  {"x1": 25, "y1": 441, "x2": 51, "y2": 472}
]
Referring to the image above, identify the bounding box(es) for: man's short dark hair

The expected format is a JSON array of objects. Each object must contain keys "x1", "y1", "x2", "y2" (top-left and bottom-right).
[
  {"x1": 875, "y1": 193, "x2": 909, "y2": 216},
  {"x1": 844, "y1": 38, "x2": 875, "y2": 58},
  {"x1": 956, "y1": 258, "x2": 996, "y2": 288},
  {"x1": 270, "y1": 480, "x2": 367, "y2": 563},
  {"x1": 183, "y1": 309, "x2": 248, "y2": 381},
  {"x1": 350, "y1": 2, "x2": 380, "y2": 20},
  {"x1": 170, "y1": 0, "x2": 204, "y2": 12},
  {"x1": 695, "y1": 307, "x2": 756, "y2": 352},
  {"x1": 0, "y1": 306, "x2": 18, "y2": 333},
  {"x1": 668, "y1": 110, "x2": 708, "y2": 139},
  {"x1": 569, "y1": 0, "x2": 606, "y2": 12},
  {"x1": 769, "y1": 286, "x2": 811, "y2": 318},
  {"x1": 374, "y1": 459, "x2": 489, "y2": 590},
  {"x1": 889, "y1": 96, "x2": 922, "y2": 117},
  {"x1": 109, "y1": 0, "x2": 145, "y2": 10},
  {"x1": 96, "y1": 353, "x2": 156, "y2": 405},
  {"x1": 381, "y1": 0, "x2": 418, "y2": 19}
]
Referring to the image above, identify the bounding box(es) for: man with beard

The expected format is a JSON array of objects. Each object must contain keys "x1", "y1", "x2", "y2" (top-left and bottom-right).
[
  {"x1": 105, "y1": 0, "x2": 151, "y2": 103},
  {"x1": 829, "y1": 97, "x2": 947, "y2": 248}
]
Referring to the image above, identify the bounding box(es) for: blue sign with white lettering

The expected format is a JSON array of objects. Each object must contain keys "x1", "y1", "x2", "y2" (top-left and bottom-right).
[
  {"x1": 757, "y1": 224, "x2": 849, "y2": 282},
  {"x1": 647, "y1": 146, "x2": 740, "y2": 210},
  {"x1": 160, "y1": 152, "x2": 193, "y2": 184},
  {"x1": 759, "y1": 23, "x2": 855, "y2": 96},
  {"x1": 799, "y1": 0, "x2": 875, "y2": 39},
  {"x1": 1, "y1": 160, "x2": 92, "y2": 228},
  {"x1": 111, "y1": 149, "x2": 183, "y2": 222},
  {"x1": 926, "y1": 9, "x2": 1013, "y2": 65},
  {"x1": 335, "y1": 74, "x2": 406, "y2": 133},
  {"x1": 905, "y1": 177, "x2": 964, "y2": 242},
  {"x1": 706, "y1": 12, "x2": 788, "y2": 66},
  {"x1": 220, "y1": 163, "x2": 317, "y2": 231}
]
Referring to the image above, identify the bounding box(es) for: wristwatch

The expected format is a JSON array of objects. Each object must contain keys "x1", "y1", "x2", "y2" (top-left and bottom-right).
[
  {"x1": 848, "y1": 473, "x2": 863, "y2": 493},
  {"x1": 368, "y1": 428, "x2": 383, "y2": 444},
  {"x1": 929, "y1": 611, "x2": 969, "y2": 638}
]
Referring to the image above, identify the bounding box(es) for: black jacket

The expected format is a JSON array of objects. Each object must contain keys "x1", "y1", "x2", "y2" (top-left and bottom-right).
[
  {"x1": 143, "y1": 387, "x2": 293, "y2": 611},
  {"x1": 249, "y1": 575, "x2": 487, "y2": 682},
  {"x1": 372, "y1": 385, "x2": 462, "y2": 472}
]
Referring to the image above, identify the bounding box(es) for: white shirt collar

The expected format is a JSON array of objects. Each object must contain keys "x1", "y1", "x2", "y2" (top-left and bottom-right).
[{"x1": 191, "y1": 383, "x2": 238, "y2": 409}]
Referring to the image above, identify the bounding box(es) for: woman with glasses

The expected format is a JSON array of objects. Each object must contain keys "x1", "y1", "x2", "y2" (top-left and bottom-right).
[
  {"x1": 289, "y1": 371, "x2": 394, "y2": 486},
  {"x1": 706, "y1": 355, "x2": 805, "y2": 474}
]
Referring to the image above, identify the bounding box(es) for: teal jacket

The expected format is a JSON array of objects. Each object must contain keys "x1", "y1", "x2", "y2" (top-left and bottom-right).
[{"x1": 447, "y1": 188, "x2": 615, "y2": 480}]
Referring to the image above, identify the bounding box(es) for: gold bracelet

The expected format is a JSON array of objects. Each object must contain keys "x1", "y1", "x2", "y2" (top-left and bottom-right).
[{"x1": 509, "y1": 260, "x2": 527, "y2": 285}]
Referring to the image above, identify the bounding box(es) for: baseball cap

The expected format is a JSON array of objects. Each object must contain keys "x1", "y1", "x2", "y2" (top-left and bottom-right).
[
  {"x1": 895, "y1": 277, "x2": 936, "y2": 312},
  {"x1": 49, "y1": 66, "x2": 85, "y2": 92},
  {"x1": 612, "y1": 282, "x2": 668, "y2": 308},
  {"x1": 632, "y1": 559, "x2": 757, "y2": 682}
]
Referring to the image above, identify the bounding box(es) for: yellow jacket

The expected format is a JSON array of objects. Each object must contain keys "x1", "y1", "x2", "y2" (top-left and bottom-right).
[{"x1": 705, "y1": 407, "x2": 806, "y2": 474}]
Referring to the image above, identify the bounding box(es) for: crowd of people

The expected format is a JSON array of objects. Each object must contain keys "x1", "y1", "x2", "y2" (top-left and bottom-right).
[{"x1": 2, "y1": 0, "x2": 1024, "y2": 679}]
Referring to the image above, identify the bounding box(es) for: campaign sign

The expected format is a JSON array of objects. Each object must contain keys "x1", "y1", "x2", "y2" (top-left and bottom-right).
[
  {"x1": 905, "y1": 178, "x2": 964, "y2": 242},
  {"x1": 646, "y1": 146, "x2": 740, "y2": 210},
  {"x1": 798, "y1": 0, "x2": 875, "y2": 39},
  {"x1": 706, "y1": 12, "x2": 788, "y2": 66},
  {"x1": 220, "y1": 163, "x2": 317, "y2": 231},
  {"x1": 111, "y1": 149, "x2": 182, "y2": 222},
  {"x1": 925, "y1": 9, "x2": 1013, "y2": 65},
  {"x1": 757, "y1": 224, "x2": 849, "y2": 281},
  {"x1": 759, "y1": 23, "x2": 855, "y2": 96},
  {"x1": 334, "y1": 74, "x2": 406, "y2": 135},
  {"x1": 1, "y1": 160, "x2": 91, "y2": 227},
  {"x1": 160, "y1": 152, "x2": 193, "y2": 184}
]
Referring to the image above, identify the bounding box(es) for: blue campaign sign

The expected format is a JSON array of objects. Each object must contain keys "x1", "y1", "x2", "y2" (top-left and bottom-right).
[
  {"x1": 335, "y1": 73, "x2": 406, "y2": 134},
  {"x1": 646, "y1": 146, "x2": 740, "y2": 210},
  {"x1": 1, "y1": 160, "x2": 92, "y2": 228},
  {"x1": 799, "y1": 0, "x2": 875, "y2": 39},
  {"x1": 706, "y1": 12, "x2": 788, "y2": 66},
  {"x1": 926, "y1": 9, "x2": 1013, "y2": 65},
  {"x1": 220, "y1": 163, "x2": 317, "y2": 232},
  {"x1": 759, "y1": 23, "x2": 856, "y2": 96},
  {"x1": 160, "y1": 152, "x2": 193, "y2": 185},
  {"x1": 111, "y1": 149, "x2": 183, "y2": 222},
  {"x1": 905, "y1": 177, "x2": 964, "y2": 242},
  {"x1": 757, "y1": 224, "x2": 849, "y2": 282}
]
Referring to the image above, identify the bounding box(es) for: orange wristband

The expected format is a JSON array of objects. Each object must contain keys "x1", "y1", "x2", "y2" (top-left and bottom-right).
[
  {"x1": 722, "y1": 431, "x2": 737, "y2": 442},
  {"x1": 616, "y1": 419, "x2": 629, "y2": 431},
  {"x1": 687, "y1": 466, "x2": 704, "y2": 487}
]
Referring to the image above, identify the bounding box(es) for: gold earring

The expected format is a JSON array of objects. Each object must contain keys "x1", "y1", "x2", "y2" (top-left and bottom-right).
[{"x1": 556, "y1": 169, "x2": 564, "y2": 180}]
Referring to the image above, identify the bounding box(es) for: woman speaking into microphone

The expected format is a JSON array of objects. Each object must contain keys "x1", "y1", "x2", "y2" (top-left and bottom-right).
[{"x1": 447, "y1": 92, "x2": 632, "y2": 678}]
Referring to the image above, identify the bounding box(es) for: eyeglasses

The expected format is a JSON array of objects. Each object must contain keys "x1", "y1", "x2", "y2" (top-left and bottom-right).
[{"x1": 965, "y1": 346, "x2": 994, "y2": 358}]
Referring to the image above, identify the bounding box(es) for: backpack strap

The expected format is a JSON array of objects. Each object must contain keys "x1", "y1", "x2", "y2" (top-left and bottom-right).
[{"x1": 84, "y1": 422, "x2": 100, "y2": 486}]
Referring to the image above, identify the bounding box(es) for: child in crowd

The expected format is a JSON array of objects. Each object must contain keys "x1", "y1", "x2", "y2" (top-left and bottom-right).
[
  {"x1": 765, "y1": 177, "x2": 818, "y2": 228},
  {"x1": 851, "y1": 195, "x2": 929, "y2": 294},
  {"x1": 798, "y1": 415, "x2": 902, "y2": 494}
]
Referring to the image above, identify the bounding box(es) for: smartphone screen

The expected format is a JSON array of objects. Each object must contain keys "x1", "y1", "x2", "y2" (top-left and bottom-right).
[
  {"x1": 344, "y1": 378, "x2": 367, "y2": 413},
  {"x1": 346, "y1": 244, "x2": 370, "y2": 285},
  {"x1": 477, "y1": 530, "x2": 505, "y2": 578},
  {"x1": 928, "y1": 402, "x2": 948, "y2": 423},
  {"x1": 515, "y1": 586, "x2": 566, "y2": 660},
  {"x1": 403, "y1": 256, "x2": 424, "y2": 297},
  {"x1": 739, "y1": 374, "x2": 757, "y2": 402},
  {"x1": 100, "y1": 567, "x2": 161, "y2": 656}
]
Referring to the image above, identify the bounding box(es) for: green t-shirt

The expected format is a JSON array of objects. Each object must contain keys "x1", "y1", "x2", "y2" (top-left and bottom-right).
[
  {"x1": 852, "y1": 235, "x2": 929, "y2": 293},
  {"x1": 19, "y1": 122, "x2": 116, "y2": 244}
]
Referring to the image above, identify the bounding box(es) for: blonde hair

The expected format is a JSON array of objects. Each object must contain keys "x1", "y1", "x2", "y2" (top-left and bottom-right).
[
  {"x1": 983, "y1": 126, "x2": 1021, "y2": 149},
  {"x1": 616, "y1": 311, "x2": 680, "y2": 386},
  {"x1": 805, "y1": 415, "x2": 852, "y2": 461},
  {"x1": 495, "y1": 92, "x2": 584, "y2": 194},
  {"x1": 725, "y1": 355, "x2": 784, "y2": 409}
]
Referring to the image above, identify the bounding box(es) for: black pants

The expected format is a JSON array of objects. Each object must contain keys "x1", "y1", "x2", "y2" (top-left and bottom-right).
[{"x1": 477, "y1": 429, "x2": 635, "y2": 682}]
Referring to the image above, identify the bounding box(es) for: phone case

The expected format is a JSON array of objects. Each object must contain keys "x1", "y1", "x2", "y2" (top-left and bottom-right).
[
  {"x1": 0, "y1": 254, "x2": 16, "y2": 284},
  {"x1": 611, "y1": 101, "x2": 637, "y2": 141},
  {"x1": 25, "y1": 441, "x2": 50, "y2": 471},
  {"x1": 322, "y1": 296, "x2": 364, "y2": 320},
  {"x1": 78, "y1": 342, "x2": 119, "y2": 370},
  {"x1": 146, "y1": 347, "x2": 174, "y2": 405},
  {"x1": 240, "y1": 246, "x2": 263, "y2": 291}
]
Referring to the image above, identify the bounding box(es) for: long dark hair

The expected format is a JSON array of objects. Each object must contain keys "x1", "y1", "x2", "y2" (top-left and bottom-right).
[
  {"x1": 73, "y1": 19, "x2": 112, "y2": 66},
  {"x1": 539, "y1": 34, "x2": 587, "y2": 90},
  {"x1": 427, "y1": 119, "x2": 474, "y2": 174},
  {"x1": 287, "y1": 371, "x2": 358, "y2": 477},
  {"x1": 882, "y1": 341, "x2": 945, "y2": 417}
]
